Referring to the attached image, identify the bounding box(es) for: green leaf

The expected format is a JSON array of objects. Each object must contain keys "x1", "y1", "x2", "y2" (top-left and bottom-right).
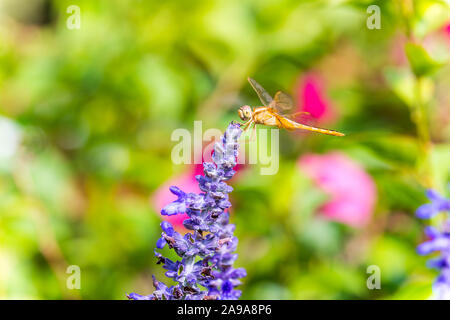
[{"x1": 405, "y1": 43, "x2": 442, "y2": 77}]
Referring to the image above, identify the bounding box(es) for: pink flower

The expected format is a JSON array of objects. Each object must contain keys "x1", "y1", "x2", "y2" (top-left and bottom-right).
[
  {"x1": 295, "y1": 73, "x2": 336, "y2": 123},
  {"x1": 444, "y1": 22, "x2": 450, "y2": 38},
  {"x1": 443, "y1": 22, "x2": 450, "y2": 50},
  {"x1": 297, "y1": 152, "x2": 377, "y2": 228}
]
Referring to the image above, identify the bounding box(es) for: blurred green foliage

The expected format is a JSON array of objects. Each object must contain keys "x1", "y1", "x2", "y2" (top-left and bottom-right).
[{"x1": 0, "y1": 0, "x2": 448, "y2": 299}]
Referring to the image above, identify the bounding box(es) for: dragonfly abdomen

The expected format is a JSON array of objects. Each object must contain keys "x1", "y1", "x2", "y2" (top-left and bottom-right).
[{"x1": 292, "y1": 122, "x2": 345, "y2": 136}]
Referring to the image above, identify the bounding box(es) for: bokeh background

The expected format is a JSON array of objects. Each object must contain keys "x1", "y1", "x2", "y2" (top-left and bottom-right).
[{"x1": 0, "y1": 0, "x2": 449, "y2": 299}]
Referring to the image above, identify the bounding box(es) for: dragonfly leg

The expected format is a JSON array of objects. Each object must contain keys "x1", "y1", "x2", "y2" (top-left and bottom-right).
[
  {"x1": 239, "y1": 120, "x2": 254, "y2": 144},
  {"x1": 242, "y1": 120, "x2": 253, "y2": 132},
  {"x1": 250, "y1": 123, "x2": 257, "y2": 142}
]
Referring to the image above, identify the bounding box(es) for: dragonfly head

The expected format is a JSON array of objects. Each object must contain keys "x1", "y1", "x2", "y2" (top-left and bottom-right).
[{"x1": 238, "y1": 105, "x2": 252, "y2": 121}]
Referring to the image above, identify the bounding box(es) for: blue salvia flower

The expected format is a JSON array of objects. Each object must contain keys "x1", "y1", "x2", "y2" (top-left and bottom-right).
[
  {"x1": 416, "y1": 189, "x2": 450, "y2": 300},
  {"x1": 416, "y1": 189, "x2": 450, "y2": 219},
  {"x1": 128, "y1": 122, "x2": 246, "y2": 300}
]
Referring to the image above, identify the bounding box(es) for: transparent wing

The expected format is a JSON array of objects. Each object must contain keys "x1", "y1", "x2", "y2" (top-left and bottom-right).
[
  {"x1": 283, "y1": 111, "x2": 315, "y2": 125},
  {"x1": 270, "y1": 91, "x2": 294, "y2": 113},
  {"x1": 248, "y1": 77, "x2": 273, "y2": 106}
]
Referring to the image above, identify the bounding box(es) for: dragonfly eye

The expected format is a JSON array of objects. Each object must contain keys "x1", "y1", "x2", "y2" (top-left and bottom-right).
[
  {"x1": 238, "y1": 108, "x2": 244, "y2": 120},
  {"x1": 242, "y1": 106, "x2": 252, "y2": 120},
  {"x1": 238, "y1": 106, "x2": 252, "y2": 121}
]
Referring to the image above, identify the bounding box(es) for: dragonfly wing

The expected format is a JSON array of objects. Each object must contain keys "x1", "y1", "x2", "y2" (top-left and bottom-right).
[
  {"x1": 248, "y1": 77, "x2": 273, "y2": 106},
  {"x1": 271, "y1": 91, "x2": 294, "y2": 113},
  {"x1": 282, "y1": 111, "x2": 319, "y2": 127},
  {"x1": 283, "y1": 111, "x2": 311, "y2": 121}
]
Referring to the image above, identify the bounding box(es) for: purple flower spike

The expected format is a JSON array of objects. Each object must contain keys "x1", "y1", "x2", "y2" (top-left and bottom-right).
[
  {"x1": 156, "y1": 221, "x2": 175, "y2": 249},
  {"x1": 416, "y1": 189, "x2": 450, "y2": 300},
  {"x1": 127, "y1": 292, "x2": 152, "y2": 300},
  {"x1": 416, "y1": 189, "x2": 450, "y2": 219},
  {"x1": 129, "y1": 122, "x2": 245, "y2": 300},
  {"x1": 160, "y1": 221, "x2": 174, "y2": 235},
  {"x1": 160, "y1": 187, "x2": 187, "y2": 216}
]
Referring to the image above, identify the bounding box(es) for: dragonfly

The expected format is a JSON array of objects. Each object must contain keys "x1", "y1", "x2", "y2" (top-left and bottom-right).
[{"x1": 238, "y1": 78, "x2": 345, "y2": 137}]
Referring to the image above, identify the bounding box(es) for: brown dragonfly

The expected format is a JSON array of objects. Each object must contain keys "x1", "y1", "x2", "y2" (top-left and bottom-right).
[{"x1": 238, "y1": 78, "x2": 345, "y2": 137}]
